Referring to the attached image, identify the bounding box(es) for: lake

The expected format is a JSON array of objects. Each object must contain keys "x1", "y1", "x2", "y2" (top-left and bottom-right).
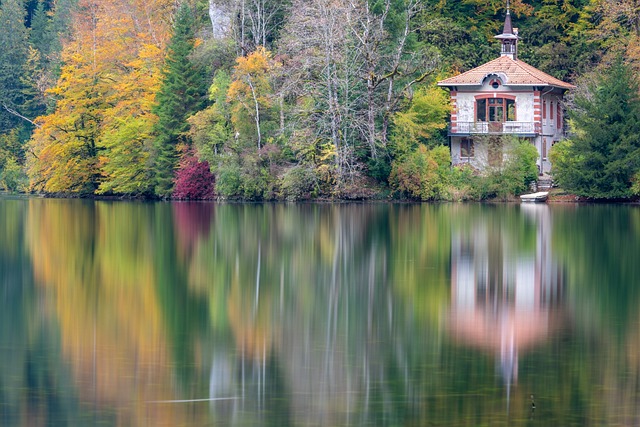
[{"x1": 1, "y1": 198, "x2": 639, "y2": 426}]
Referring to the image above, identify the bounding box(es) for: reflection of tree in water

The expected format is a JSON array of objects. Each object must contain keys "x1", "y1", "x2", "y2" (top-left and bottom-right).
[
  {"x1": 196, "y1": 204, "x2": 397, "y2": 426},
  {"x1": 9, "y1": 199, "x2": 640, "y2": 426},
  {"x1": 24, "y1": 200, "x2": 211, "y2": 426},
  {"x1": 0, "y1": 199, "x2": 84, "y2": 426},
  {"x1": 552, "y1": 205, "x2": 640, "y2": 425}
]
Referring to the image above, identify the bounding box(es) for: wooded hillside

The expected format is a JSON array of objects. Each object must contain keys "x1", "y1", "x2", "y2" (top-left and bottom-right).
[{"x1": 0, "y1": 0, "x2": 637, "y2": 199}]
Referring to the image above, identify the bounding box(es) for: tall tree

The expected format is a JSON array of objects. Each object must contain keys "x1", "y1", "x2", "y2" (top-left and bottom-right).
[
  {"x1": 227, "y1": 47, "x2": 276, "y2": 150},
  {"x1": 27, "y1": 0, "x2": 172, "y2": 195},
  {"x1": 152, "y1": 3, "x2": 207, "y2": 198},
  {"x1": 551, "y1": 57, "x2": 640, "y2": 199},
  {"x1": 280, "y1": 0, "x2": 363, "y2": 184},
  {"x1": 0, "y1": 0, "x2": 30, "y2": 135}
]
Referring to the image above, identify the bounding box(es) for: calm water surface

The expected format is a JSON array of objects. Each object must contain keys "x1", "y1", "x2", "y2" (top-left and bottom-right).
[{"x1": 1, "y1": 198, "x2": 639, "y2": 426}]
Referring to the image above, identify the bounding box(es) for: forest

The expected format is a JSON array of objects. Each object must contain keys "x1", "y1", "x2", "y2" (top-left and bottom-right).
[{"x1": 1, "y1": 0, "x2": 639, "y2": 200}]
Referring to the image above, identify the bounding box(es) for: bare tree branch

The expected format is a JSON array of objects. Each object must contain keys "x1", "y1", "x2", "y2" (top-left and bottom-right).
[{"x1": 2, "y1": 104, "x2": 41, "y2": 129}]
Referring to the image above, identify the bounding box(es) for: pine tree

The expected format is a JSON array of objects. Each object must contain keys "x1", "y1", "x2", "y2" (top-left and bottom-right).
[
  {"x1": 551, "y1": 58, "x2": 640, "y2": 199},
  {"x1": 29, "y1": 0, "x2": 55, "y2": 61},
  {"x1": 152, "y1": 4, "x2": 207, "y2": 198}
]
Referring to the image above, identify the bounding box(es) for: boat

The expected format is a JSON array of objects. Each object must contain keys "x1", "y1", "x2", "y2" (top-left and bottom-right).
[{"x1": 520, "y1": 191, "x2": 548, "y2": 203}]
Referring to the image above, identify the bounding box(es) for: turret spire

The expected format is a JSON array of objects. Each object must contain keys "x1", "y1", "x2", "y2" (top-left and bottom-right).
[{"x1": 495, "y1": 1, "x2": 519, "y2": 60}]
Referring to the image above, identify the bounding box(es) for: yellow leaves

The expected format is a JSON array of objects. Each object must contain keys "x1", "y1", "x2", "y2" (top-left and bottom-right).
[
  {"x1": 28, "y1": 0, "x2": 173, "y2": 195},
  {"x1": 391, "y1": 84, "x2": 451, "y2": 156},
  {"x1": 227, "y1": 47, "x2": 278, "y2": 105},
  {"x1": 236, "y1": 46, "x2": 272, "y2": 74}
]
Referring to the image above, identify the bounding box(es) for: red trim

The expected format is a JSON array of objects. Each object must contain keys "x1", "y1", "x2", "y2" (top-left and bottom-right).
[{"x1": 474, "y1": 94, "x2": 517, "y2": 101}]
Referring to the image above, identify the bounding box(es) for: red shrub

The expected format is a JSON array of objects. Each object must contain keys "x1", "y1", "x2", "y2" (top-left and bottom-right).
[{"x1": 173, "y1": 153, "x2": 215, "y2": 200}]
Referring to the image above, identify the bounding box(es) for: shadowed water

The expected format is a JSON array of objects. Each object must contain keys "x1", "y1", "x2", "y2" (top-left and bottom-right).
[{"x1": 1, "y1": 197, "x2": 639, "y2": 426}]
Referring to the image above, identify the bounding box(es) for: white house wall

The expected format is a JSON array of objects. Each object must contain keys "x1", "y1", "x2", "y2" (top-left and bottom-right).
[
  {"x1": 456, "y1": 94, "x2": 475, "y2": 122},
  {"x1": 454, "y1": 90, "x2": 535, "y2": 123}
]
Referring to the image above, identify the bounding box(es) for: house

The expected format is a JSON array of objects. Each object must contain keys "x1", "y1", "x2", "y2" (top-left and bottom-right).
[{"x1": 437, "y1": 8, "x2": 575, "y2": 174}]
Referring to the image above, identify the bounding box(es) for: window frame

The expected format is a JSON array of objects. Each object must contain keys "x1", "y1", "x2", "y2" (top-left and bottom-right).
[
  {"x1": 475, "y1": 95, "x2": 517, "y2": 123},
  {"x1": 461, "y1": 138, "x2": 475, "y2": 158}
]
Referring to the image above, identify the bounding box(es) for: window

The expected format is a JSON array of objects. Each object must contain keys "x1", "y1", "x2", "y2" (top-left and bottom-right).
[
  {"x1": 550, "y1": 101, "x2": 554, "y2": 120},
  {"x1": 461, "y1": 138, "x2": 474, "y2": 158},
  {"x1": 543, "y1": 100, "x2": 547, "y2": 120},
  {"x1": 557, "y1": 105, "x2": 562, "y2": 130},
  {"x1": 542, "y1": 138, "x2": 548, "y2": 160},
  {"x1": 507, "y1": 100, "x2": 516, "y2": 121},
  {"x1": 477, "y1": 99, "x2": 486, "y2": 121},
  {"x1": 476, "y1": 98, "x2": 516, "y2": 122}
]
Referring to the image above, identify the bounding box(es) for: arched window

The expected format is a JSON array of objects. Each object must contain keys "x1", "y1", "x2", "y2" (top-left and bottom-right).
[{"x1": 476, "y1": 97, "x2": 516, "y2": 122}]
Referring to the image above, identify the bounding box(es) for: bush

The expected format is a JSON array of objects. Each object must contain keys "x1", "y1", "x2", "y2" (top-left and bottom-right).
[
  {"x1": 214, "y1": 153, "x2": 270, "y2": 200},
  {"x1": 475, "y1": 138, "x2": 538, "y2": 200},
  {"x1": 0, "y1": 157, "x2": 27, "y2": 193},
  {"x1": 216, "y1": 160, "x2": 243, "y2": 198},
  {"x1": 447, "y1": 164, "x2": 481, "y2": 201},
  {"x1": 389, "y1": 144, "x2": 450, "y2": 200},
  {"x1": 485, "y1": 140, "x2": 538, "y2": 199},
  {"x1": 390, "y1": 139, "x2": 537, "y2": 202},
  {"x1": 279, "y1": 165, "x2": 318, "y2": 201},
  {"x1": 173, "y1": 153, "x2": 215, "y2": 199}
]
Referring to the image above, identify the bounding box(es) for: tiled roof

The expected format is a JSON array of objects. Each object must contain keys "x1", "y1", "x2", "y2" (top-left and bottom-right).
[{"x1": 438, "y1": 56, "x2": 575, "y2": 89}]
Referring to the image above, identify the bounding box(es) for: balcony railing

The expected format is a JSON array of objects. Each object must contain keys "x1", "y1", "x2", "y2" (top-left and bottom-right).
[{"x1": 449, "y1": 121, "x2": 541, "y2": 135}]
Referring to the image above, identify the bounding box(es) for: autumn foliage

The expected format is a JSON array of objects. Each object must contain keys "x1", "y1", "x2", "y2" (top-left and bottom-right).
[
  {"x1": 172, "y1": 150, "x2": 215, "y2": 200},
  {"x1": 26, "y1": 0, "x2": 172, "y2": 195},
  {"x1": 9, "y1": 0, "x2": 640, "y2": 200}
]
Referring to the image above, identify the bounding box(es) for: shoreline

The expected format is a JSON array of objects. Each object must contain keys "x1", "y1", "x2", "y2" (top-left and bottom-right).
[{"x1": 2, "y1": 190, "x2": 639, "y2": 204}]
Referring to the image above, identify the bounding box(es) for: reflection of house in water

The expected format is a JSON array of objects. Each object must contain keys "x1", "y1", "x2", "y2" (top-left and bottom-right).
[{"x1": 448, "y1": 205, "x2": 565, "y2": 394}]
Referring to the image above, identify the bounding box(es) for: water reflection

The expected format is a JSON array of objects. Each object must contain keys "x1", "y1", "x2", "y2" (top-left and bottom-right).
[
  {"x1": 2, "y1": 199, "x2": 640, "y2": 425},
  {"x1": 448, "y1": 204, "x2": 565, "y2": 409}
]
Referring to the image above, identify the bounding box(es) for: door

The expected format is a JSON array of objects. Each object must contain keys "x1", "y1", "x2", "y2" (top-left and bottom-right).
[{"x1": 488, "y1": 98, "x2": 504, "y2": 133}]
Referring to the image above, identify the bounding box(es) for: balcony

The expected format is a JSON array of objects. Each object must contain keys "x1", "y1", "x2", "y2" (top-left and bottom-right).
[{"x1": 449, "y1": 121, "x2": 541, "y2": 136}]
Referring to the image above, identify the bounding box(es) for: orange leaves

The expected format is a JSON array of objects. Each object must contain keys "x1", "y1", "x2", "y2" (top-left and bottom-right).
[
  {"x1": 227, "y1": 47, "x2": 277, "y2": 106},
  {"x1": 27, "y1": 0, "x2": 173, "y2": 194}
]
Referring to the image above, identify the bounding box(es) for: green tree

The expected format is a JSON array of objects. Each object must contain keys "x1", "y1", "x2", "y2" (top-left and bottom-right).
[
  {"x1": 152, "y1": 4, "x2": 207, "y2": 198},
  {"x1": 29, "y1": 0, "x2": 55, "y2": 61},
  {"x1": 187, "y1": 70, "x2": 233, "y2": 165},
  {"x1": 0, "y1": 0, "x2": 29, "y2": 135},
  {"x1": 551, "y1": 58, "x2": 640, "y2": 199},
  {"x1": 390, "y1": 84, "x2": 451, "y2": 157}
]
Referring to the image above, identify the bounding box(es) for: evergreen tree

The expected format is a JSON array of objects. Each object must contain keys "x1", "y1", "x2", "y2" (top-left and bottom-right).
[
  {"x1": 29, "y1": 1, "x2": 54, "y2": 58},
  {"x1": 0, "y1": 0, "x2": 29, "y2": 135},
  {"x1": 152, "y1": 4, "x2": 207, "y2": 198},
  {"x1": 551, "y1": 58, "x2": 640, "y2": 199}
]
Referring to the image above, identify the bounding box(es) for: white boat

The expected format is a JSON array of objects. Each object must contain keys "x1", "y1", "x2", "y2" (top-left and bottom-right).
[{"x1": 520, "y1": 191, "x2": 548, "y2": 203}]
